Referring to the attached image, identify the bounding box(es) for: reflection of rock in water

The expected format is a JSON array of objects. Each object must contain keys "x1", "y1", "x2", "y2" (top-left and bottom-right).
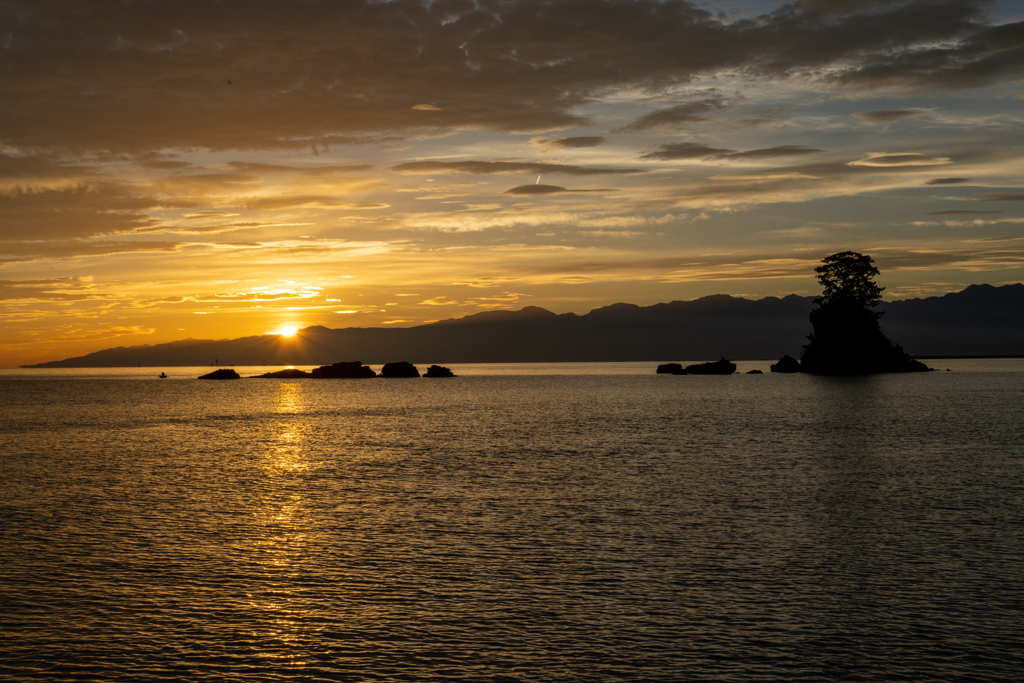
[
  {"x1": 424, "y1": 365, "x2": 456, "y2": 378},
  {"x1": 310, "y1": 361, "x2": 376, "y2": 378},
  {"x1": 801, "y1": 298, "x2": 931, "y2": 375},
  {"x1": 380, "y1": 361, "x2": 420, "y2": 378},
  {"x1": 198, "y1": 368, "x2": 240, "y2": 380}
]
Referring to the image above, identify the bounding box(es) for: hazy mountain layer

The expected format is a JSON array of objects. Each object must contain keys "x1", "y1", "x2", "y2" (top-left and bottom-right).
[{"x1": 24, "y1": 284, "x2": 1024, "y2": 367}]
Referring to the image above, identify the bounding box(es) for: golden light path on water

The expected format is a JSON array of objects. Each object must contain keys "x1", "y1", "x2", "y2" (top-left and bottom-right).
[
  {"x1": 254, "y1": 381, "x2": 314, "y2": 667},
  {"x1": 1, "y1": 365, "x2": 1023, "y2": 680}
]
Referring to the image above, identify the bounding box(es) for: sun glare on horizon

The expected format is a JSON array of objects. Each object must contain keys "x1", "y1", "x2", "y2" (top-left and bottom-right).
[{"x1": 274, "y1": 325, "x2": 299, "y2": 337}]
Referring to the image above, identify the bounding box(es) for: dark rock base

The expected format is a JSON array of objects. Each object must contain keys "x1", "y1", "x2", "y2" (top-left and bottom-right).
[{"x1": 198, "y1": 369, "x2": 240, "y2": 380}]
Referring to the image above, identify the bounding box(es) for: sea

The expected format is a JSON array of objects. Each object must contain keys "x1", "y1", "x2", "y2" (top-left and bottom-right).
[{"x1": 1, "y1": 360, "x2": 1022, "y2": 682}]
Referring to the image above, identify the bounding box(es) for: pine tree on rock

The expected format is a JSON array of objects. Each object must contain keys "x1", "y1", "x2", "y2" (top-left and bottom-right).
[{"x1": 801, "y1": 252, "x2": 930, "y2": 374}]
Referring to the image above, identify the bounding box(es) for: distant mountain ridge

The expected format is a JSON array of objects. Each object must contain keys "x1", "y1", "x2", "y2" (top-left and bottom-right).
[{"x1": 24, "y1": 284, "x2": 1024, "y2": 367}]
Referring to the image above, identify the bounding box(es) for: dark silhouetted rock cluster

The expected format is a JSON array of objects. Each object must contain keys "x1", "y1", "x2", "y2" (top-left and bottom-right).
[
  {"x1": 198, "y1": 368, "x2": 240, "y2": 380},
  {"x1": 657, "y1": 358, "x2": 736, "y2": 375},
  {"x1": 770, "y1": 355, "x2": 800, "y2": 373},
  {"x1": 424, "y1": 364, "x2": 455, "y2": 377},
  {"x1": 310, "y1": 361, "x2": 376, "y2": 378},
  {"x1": 253, "y1": 361, "x2": 451, "y2": 379},
  {"x1": 381, "y1": 361, "x2": 420, "y2": 377}
]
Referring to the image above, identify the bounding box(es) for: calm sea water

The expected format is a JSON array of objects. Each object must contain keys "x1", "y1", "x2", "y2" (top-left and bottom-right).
[{"x1": 2, "y1": 362, "x2": 1022, "y2": 681}]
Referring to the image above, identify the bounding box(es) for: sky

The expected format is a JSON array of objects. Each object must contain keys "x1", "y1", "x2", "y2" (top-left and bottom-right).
[{"x1": 1, "y1": 0, "x2": 1022, "y2": 367}]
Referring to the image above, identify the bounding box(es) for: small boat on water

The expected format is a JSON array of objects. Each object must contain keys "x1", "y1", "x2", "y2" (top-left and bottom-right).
[{"x1": 159, "y1": 372, "x2": 168, "y2": 378}]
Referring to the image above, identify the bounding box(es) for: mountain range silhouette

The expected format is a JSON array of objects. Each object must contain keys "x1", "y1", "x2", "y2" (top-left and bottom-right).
[{"x1": 23, "y1": 283, "x2": 1024, "y2": 367}]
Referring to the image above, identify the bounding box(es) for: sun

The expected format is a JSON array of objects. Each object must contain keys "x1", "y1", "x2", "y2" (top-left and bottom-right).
[{"x1": 275, "y1": 325, "x2": 299, "y2": 337}]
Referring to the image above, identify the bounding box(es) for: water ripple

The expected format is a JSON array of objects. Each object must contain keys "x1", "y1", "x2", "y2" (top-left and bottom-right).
[{"x1": 2, "y1": 373, "x2": 1023, "y2": 680}]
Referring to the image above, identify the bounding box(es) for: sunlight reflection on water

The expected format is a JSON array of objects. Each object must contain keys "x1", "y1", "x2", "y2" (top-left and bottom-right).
[{"x1": 1, "y1": 366, "x2": 1022, "y2": 681}]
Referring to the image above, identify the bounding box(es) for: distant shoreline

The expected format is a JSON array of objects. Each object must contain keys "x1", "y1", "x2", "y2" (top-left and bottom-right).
[
  {"x1": 914, "y1": 355, "x2": 1024, "y2": 360},
  {"x1": 9, "y1": 355, "x2": 1024, "y2": 370}
]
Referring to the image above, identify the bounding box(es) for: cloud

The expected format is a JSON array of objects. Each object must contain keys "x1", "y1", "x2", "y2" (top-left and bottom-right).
[
  {"x1": 616, "y1": 98, "x2": 729, "y2": 133},
  {"x1": 0, "y1": 178, "x2": 162, "y2": 240},
  {"x1": 138, "y1": 160, "x2": 194, "y2": 170},
  {"x1": 0, "y1": 277, "x2": 99, "y2": 301},
  {"x1": 641, "y1": 143, "x2": 823, "y2": 161},
  {"x1": 848, "y1": 153, "x2": 952, "y2": 167},
  {"x1": 5, "y1": 239, "x2": 179, "y2": 258},
  {"x1": 191, "y1": 287, "x2": 322, "y2": 303},
  {"x1": 975, "y1": 192, "x2": 1024, "y2": 201},
  {"x1": 391, "y1": 161, "x2": 643, "y2": 176},
  {"x1": 926, "y1": 177, "x2": 971, "y2": 185},
  {"x1": 531, "y1": 136, "x2": 607, "y2": 150},
  {"x1": 503, "y1": 184, "x2": 567, "y2": 195},
  {"x1": 223, "y1": 162, "x2": 372, "y2": 175},
  {"x1": 239, "y1": 195, "x2": 389, "y2": 210},
  {"x1": 720, "y1": 146, "x2": 824, "y2": 160},
  {"x1": 640, "y1": 143, "x2": 735, "y2": 160},
  {"x1": 0, "y1": 1, "x2": 1016, "y2": 154},
  {"x1": 832, "y1": 16, "x2": 1024, "y2": 91},
  {"x1": 852, "y1": 110, "x2": 926, "y2": 123},
  {"x1": 502, "y1": 184, "x2": 608, "y2": 196},
  {"x1": 926, "y1": 210, "x2": 1004, "y2": 216},
  {"x1": 183, "y1": 211, "x2": 241, "y2": 219}
]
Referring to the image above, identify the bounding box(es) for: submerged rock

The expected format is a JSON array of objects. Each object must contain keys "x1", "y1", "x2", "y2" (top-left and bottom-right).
[
  {"x1": 381, "y1": 361, "x2": 420, "y2": 378},
  {"x1": 747, "y1": 369, "x2": 763, "y2": 374},
  {"x1": 255, "y1": 368, "x2": 311, "y2": 378},
  {"x1": 656, "y1": 363, "x2": 684, "y2": 374},
  {"x1": 770, "y1": 355, "x2": 801, "y2": 373},
  {"x1": 424, "y1": 364, "x2": 456, "y2": 378},
  {"x1": 310, "y1": 361, "x2": 376, "y2": 378},
  {"x1": 198, "y1": 368, "x2": 240, "y2": 380}
]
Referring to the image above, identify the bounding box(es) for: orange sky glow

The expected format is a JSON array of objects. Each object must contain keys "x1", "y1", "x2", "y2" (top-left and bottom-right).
[{"x1": 1, "y1": 0, "x2": 1023, "y2": 366}]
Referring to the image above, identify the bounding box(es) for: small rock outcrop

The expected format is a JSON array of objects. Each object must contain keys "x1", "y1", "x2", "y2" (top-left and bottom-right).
[
  {"x1": 770, "y1": 355, "x2": 801, "y2": 373},
  {"x1": 657, "y1": 359, "x2": 736, "y2": 375},
  {"x1": 424, "y1": 365, "x2": 455, "y2": 377},
  {"x1": 380, "y1": 361, "x2": 420, "y2": 378},
  {"x1": 310, "y1": 361, "x2": 376, "y2": 378},
  {"x1": 198, "y1": 368, "x2": 240, "y2": 380},
  {"x1": 682, "y1": 358, "x2": 737, "y2": 375},
  {"x1": 255, "y1": 368, "x2": 311, "y2": 378},
  {"x1": 747, "y1": 369, "x2": 763, "y2": 374}
]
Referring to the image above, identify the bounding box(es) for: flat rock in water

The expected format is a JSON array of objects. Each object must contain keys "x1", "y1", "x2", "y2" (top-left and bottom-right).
[
  {"x1": 424, "y1": 364, "x2": 455, "y2": 377},
  {"x1": 679, "y1": 358, "x2": 736, "y2": 375},
  {"x1": 657, "y1": 363, "x2": 683, "y2": 374},
  {"x1": 381, "y1": 361, "x2": 420, "y2": 378},
  {"x1": 255, "y1": 368, "x2": 311, "y2": 378},
  {"x1": 198, "y1": 368, "x2": 240, "y2": 380},
  {"x1": 310, "y1": 361, "x2": 376, "y2": 378}
]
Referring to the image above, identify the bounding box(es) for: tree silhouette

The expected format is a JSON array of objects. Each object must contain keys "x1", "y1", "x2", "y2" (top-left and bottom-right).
[
  {"x1": 814, "y1": 251, "x2": 884, "y2": 309},
  {"x1": 801, "y1": 251, "x2": 929, "y2": 374}
]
